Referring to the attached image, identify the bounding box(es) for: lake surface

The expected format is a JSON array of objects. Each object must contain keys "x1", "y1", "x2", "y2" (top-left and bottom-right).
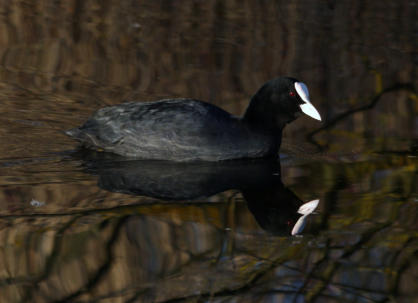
[{"x1": 0, "y1": 1, "x2": 417, "y2": 302}]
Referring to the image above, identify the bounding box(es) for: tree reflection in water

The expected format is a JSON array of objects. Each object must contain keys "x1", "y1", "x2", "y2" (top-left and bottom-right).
[
  {"x1": 0, "y1": 152, "x2": 416, "y2": 302},
  {"x1": 0, "y1": 0, "x2": 416, "y2": 302}
]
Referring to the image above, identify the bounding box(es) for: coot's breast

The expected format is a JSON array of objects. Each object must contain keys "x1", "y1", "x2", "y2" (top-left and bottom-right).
[{"x1": 67, "y1": 99, "x2": 277, "y2": 161}]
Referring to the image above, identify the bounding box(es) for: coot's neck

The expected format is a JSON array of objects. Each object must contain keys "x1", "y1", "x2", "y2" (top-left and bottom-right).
[
  {"x1": 241, "y1": 95, "x2": 288, "y2": 134},
  {"x1": 240, "y1": 95, "x2": 287, "y2": 156}
]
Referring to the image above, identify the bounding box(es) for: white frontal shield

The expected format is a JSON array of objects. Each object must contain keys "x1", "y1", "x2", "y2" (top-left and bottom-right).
[{"x1": 294, "y1": 82, "x2": 321, "y2": 121}]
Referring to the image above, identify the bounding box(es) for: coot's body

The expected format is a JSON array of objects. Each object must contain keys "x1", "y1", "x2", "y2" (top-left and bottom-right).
[{"x1": 66, "y1": 77, "x2": 321, "y2": 161}]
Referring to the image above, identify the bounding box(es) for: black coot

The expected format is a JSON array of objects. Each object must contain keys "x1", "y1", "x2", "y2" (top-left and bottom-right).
[{"x1": 66, "y1": 77, "x2": 321, "y2": 161}]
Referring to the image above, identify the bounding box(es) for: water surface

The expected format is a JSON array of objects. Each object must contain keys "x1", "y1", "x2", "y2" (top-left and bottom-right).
[{"x1": 0, "y1": 1, "x2": 416, "y2": 302}]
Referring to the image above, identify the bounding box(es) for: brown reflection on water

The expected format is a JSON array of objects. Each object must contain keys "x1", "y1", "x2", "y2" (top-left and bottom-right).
[
  {"x1": 0, "y1": 0, "x2": 417, "y2": 302},
  {"x1": 0, "y1": 0, "x2": 416, "y2": 159},
  {"x1": 0, "y1": 157, "x2": 417, "y2": 302}
]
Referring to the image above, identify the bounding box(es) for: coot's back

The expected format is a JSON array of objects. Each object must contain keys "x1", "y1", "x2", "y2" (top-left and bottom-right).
[{"x1": 66, "y1": 99, "x2": 277, "y2": 161}]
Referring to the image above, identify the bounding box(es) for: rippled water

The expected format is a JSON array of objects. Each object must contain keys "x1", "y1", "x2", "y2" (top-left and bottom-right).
[{"x1": 0, "y1": 1, "x2": 417, "y2": 302}]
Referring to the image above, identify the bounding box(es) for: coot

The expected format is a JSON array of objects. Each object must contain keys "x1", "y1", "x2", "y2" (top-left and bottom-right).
[{"x1": 66, "y1": 77, "x2": 321, "y2": 161}]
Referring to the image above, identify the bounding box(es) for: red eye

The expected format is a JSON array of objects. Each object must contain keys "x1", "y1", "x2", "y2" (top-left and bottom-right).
[{"x1": 289, "y1": 91, "x2": 296, "y2": 97}]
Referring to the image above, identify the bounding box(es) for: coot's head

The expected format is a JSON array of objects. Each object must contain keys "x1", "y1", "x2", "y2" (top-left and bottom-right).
[{"x1": 243, "y1": 77, "x2": 321, "y2": 131}]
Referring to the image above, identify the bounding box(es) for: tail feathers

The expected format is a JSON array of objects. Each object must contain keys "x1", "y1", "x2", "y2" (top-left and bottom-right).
[
  {"x1": 65, "y1": 127, "x2": 105, "y2": 151},
  {"x1": 65, "y1": 127, "x2": 84, "y2": 140}
]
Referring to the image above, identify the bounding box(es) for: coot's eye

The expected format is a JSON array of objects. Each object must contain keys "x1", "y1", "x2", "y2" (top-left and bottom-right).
[{"x1": 289, "y1": 91, "x2": 296, "y2": 97}]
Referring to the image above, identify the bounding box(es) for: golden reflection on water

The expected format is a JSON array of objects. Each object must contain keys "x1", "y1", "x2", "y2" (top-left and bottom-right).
[
  {"x1": 0, "y1": 156, "x2": 416, "y2": 302},
  {"x1": 0, "y1": 0, "x2": 416, "y2": 302}
]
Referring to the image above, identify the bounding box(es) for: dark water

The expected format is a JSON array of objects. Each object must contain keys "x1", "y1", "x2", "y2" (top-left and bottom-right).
[{"x1": 0, "y1": 1, "x2": 417, "y2": 302}]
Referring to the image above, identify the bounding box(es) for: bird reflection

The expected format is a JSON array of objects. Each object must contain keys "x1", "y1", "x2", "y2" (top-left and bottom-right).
[{"x1": 75, "y1": 150, "x2": 318, "y2": 235}]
